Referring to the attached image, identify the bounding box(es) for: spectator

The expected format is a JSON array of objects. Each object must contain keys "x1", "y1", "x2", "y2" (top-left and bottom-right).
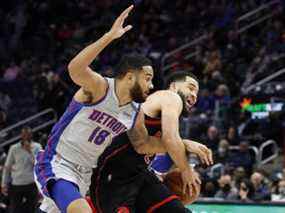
[
  {"x1": 214, "y1": 174, "x2": 237, "y2": 200},
  {"x1": 204, "y1": 50, "x2": 222, "y2": 75},
  {"x1": 250, "y1": 172, "x2": 271, "y2": 202},
  {"x1": 204, "y1": 125, "x2": 220, "y2": 152},
  {"x1": 0, "y1": 111, "x2": 8, "y2": 146},
  {"x1": 228, "y1": 141, "x2": 254, "y2": 172},
  {"x1": 226, "y1": 126, "x2": 240, "y2": 145},
  {"x1": 236, "y1": 179, "x2": 255, "y2": 202},
  {"x1": 32, "y1": 68, "x2": 50, "y2": 111},
  {"x1": 3, "y1": 61, "x2": 20, "y2": 81},
  {"x1": 0, "y1": 148, "x2": 7, "y2": 212},
  {"x1": 0, "y1": 148, "x2": 6, "y2": 184},
  {"x1": 232, "y1": 167, "x2": 247, "y2": 188},
  {"x1": 47, "y1": 73, "x2": 69, "y2": 116},
  {"x1": 56, "y1": 24, "x2": 73, "y2": 42},
  {"x1": 0, "y1": 111, "x2": 7, "y2": 130},
  {"x1": 0, "y1": 92, "x2": 11, "y2": 113},
  {"x1": 274, "y1": 167, "x2": 285, "y2": 180},
  {"x1": 215, "y1": 139, "x2": 231, "y2": 165},
  {"x1": 196, "y1": 89, "x2": 215, "y2": 113},
  {"x1": 202, "y1": 181, "x2": 217, "y2": 198},
  {"x1": 1, "y1": 127, "x2": 42, "y2": 213},
  {"x1": 214, "y1": 84, "x2": 231, "y2": 106},
  {"x1": 271, "y1": 179, "x2": 285, "y2": 202}
]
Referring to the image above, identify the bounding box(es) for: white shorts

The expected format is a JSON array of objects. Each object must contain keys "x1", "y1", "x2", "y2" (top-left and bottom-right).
[{"x1": 34, "y1": 151, "x2": 92, "y2": 213}]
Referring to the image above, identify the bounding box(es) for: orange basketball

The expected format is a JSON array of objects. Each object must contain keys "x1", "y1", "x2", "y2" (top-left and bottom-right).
[{"x1": 164, "y1": 169, "x2": 200, "y2": 205}]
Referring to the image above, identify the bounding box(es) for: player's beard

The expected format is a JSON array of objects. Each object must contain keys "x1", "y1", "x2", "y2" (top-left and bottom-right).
[
  {"x1": 130, "y1": 80, "x2": 145, "y2": 103},
  {"x1": 177, "y1": 90, "x2": 189, "y2": 117}
]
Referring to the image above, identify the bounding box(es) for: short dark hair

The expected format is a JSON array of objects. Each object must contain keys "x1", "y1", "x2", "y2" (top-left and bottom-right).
[
  {"x1": 21, "y1": 126, "x2": 32, "y2": 133},
  {"x1": 164, "y1": 70, "x2": 198, "y2": 89},
  {"x1": 114, "y1": 54, "x2": 152, "y2": 79},
  {"x1": 239, "y1": 178, "x2": 254, "y2": 199}
]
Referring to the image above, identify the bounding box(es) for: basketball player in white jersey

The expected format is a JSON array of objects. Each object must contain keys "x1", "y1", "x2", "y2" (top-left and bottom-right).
[
  {"x1": 89, "y1": 71, "x2": 213, "y2": 212},
  {"x1": 34, "y1": 5, "x2": 198, "y2": 213}
]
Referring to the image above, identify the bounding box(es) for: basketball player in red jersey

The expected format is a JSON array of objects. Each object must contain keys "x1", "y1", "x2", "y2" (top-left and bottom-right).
[{"x1": 90, "y1": 71, "x2": 213, "y2": 213}]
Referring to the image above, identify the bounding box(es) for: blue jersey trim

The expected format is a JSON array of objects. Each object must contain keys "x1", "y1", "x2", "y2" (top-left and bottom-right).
[
  {"x1": 150, "y1": 154, "x2": 174, "y2": 174},
  {"x1": 35, "y1": 99, "x2": 83, "y2": 196},
  {"x1": 131, "y1": 103, "x2": 141, "y2": 129}
]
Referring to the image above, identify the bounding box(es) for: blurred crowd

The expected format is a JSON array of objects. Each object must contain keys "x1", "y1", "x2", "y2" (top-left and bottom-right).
[
  {"x1": 0, "y1": 0, "x2": 285, "y2": 210},
  {"x1": 198, "y1": 169, "x2": 285, "y2": 202}
]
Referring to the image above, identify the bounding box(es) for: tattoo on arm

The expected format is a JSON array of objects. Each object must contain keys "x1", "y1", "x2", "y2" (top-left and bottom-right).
[{"x1": 127, "y1": 127, "x2": 147, "y2": 147}]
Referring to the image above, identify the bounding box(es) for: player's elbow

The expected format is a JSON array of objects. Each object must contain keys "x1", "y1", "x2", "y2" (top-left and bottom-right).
[
  {"x1": 134, "y1": 145, "x2": 144, "y2": 154},
  {"x1": 133, "y1": 143, "x2": 146, "y2": 154},
  {"x1": 68, "y1": 61, "x2": 84, "y2": 85},
  {"x1": 68, "y1": 60, "x2": 79, "y2": 76}
]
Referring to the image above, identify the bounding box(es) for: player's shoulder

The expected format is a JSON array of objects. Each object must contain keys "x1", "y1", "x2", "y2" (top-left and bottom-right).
[
  {"x1": 150, "y1": 90, "x2": 182, "y2": 104},
  {"x1": 10, "y1": 143, "x2": 19, "y2": 149},
  {"x1": 10, "y1": 143, "x2": 20, "y2": 152},
  {"x1": 143, "y1": 90, "x2": 182, "y2": 113},
  {"x1": 74, "y1": 76, "x2": 110, "y2": 104}
]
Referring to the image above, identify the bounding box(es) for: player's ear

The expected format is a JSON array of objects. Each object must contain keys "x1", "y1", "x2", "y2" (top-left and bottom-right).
[{"x1": 125, "y1": 71, "x2": 135, "y2": 83}]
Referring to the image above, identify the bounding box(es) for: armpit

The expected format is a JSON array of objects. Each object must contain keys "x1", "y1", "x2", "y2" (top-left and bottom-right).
[{"x1": 82, "y1": 89, "x2": 94, "y2": 103}]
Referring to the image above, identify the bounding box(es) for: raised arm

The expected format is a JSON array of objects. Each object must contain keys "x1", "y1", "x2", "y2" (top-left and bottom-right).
[{"x1": 68, "y1": 5, "x2": 134, "y2": 94}]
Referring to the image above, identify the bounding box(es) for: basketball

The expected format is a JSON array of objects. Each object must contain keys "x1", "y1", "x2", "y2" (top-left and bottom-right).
[{"x1": 164, "y1": 169, "x2": 200, "y2": 205}]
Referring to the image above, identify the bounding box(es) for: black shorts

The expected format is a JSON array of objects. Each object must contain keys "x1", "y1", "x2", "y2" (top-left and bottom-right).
[
  {"x1": 90, "y1": 133, "x2": 191, "y2": 213},
  {"x1": 91, "y1": 169, "x2": 191, "y2": 213},
  {"x1": 135, "y1": 172, "x2": 191, "y2": 213},
  {"x1": 90, "y1": 133, "x2": 145, "y2": 213}
]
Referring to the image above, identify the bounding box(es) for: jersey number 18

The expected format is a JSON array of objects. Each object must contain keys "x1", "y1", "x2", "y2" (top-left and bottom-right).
[{"x1": 88, "y1": 126, "x2": 110, "y2": 145}]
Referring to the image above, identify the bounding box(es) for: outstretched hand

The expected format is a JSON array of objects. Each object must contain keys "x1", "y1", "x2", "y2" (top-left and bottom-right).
[
  {"x1": 184, "y1": 140, "x2": 213, "y2": 166},
  {"x1": 108, "y1": 5, "x2": 134, "y2": 39}
]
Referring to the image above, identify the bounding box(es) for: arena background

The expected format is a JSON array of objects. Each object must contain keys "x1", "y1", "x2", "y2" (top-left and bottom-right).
[{"x1": 0, "y1": 0, "x2": 285, "y2": 212}]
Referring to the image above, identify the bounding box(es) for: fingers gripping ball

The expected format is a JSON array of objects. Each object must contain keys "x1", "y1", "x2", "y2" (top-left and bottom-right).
[{"x1": 164, "y1": 170, "x2": 200, "y2": 205}]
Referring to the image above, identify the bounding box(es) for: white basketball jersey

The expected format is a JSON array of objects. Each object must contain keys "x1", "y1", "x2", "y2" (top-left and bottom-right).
[{"x1": 45, "y1": 78, "x2": 140, "y2": 168}]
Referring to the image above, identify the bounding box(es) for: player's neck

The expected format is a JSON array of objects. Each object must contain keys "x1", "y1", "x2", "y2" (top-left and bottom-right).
[{"x1": 115, "y1": 78, "x2": 132, "y2": 106}]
